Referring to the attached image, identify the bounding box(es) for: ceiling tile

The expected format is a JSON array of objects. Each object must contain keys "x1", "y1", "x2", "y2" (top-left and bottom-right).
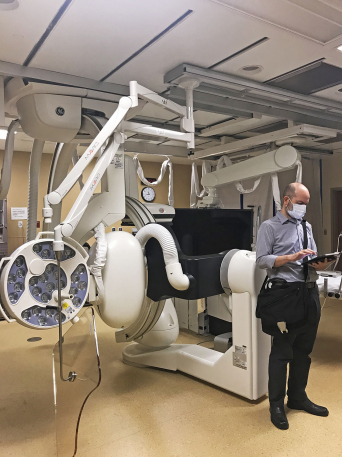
[
  {"x1": 31, "y1": 0, "x2": 193, "y2": 81},
  {"x1": 105, "y1": 0, "x2": 272, "y2": 91},
  {"x1": 211, "y1": 0, "x2": 342, "y2": 43},
  {"x1": 0, "y1": 0, "x2": 66, "y2": 64}
]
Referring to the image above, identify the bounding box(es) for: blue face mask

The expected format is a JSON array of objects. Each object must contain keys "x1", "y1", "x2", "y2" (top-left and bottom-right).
[{"x1": 287, "y1": 199, "x2": 307, "y2": 220}]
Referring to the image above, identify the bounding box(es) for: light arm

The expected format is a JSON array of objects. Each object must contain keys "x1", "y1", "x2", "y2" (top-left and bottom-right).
[
  {"x1": 129, "y1": 82, "x2": 195, "y2": 148},
  {"x1": 130, "y1": 81, "x2": 186, "y2": 118},
  {"x1": 53, "y1": 136, "x2": 122, "y2": 251},
  {"x1": 121, "y1": 121, "x2": 193, "y2": 145},
  {"x1": 43, "y1": 96, "x2": 133, "y2": 222}
]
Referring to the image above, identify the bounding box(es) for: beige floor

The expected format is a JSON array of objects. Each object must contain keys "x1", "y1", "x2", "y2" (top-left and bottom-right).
[{"x1": 1, "y1": 299, "x2": 342, "y2": 457}]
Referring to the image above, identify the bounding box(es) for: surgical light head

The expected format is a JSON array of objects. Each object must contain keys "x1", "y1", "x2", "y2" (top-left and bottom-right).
[{"x1": 0, "y1": 236, "x2": 89, "y2": 329}]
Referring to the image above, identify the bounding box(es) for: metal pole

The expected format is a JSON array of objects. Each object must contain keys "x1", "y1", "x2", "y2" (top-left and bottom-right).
[{"x1": 56, "y1": 251, "x2": 77, "y2": 382}]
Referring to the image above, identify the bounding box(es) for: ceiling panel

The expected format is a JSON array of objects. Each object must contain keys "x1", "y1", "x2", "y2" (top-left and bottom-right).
[
  {"x1": 211, "y1": 0, "x2": 342, "y2": 43},
  {"x1": 30, "y1": 0, "x2": 193, "y2": 81},
  {"x1": 0, "y1": 0, "x2": 66, "y2": 64},
  {"x1": 268, "y1": 61, "x2": 342, "y2": 95},
  {"x1": 106, "y1": 0, "x2": 272, "y2": 91},
  {"x1": 216, "y1": 34, "x2": 319, "y2": 83}
]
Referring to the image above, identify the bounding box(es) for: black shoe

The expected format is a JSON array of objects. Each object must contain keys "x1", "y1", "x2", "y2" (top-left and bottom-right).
[
  {"x1": 287, "y1": 398, "x2": 329, "y2": 417},
  {"x1": 270, "y1": 406, "x2": 289, "y2": 430}
]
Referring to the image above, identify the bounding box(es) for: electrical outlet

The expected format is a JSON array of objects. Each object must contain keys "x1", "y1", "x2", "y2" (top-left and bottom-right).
[{"x1": 18, "y1": 221, "x2": 23, "y2": 228}]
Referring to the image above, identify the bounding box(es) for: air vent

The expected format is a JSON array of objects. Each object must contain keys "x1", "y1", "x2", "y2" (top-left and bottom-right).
[
  {"x1": 267, "y1": 61, "x2": 342, "y2": 95},
  {"x1": 211, "y1": 0, "x2": 342, "y2": 43}
]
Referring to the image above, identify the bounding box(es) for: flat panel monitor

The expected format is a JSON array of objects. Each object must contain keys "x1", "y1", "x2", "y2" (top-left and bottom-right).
[{"x1": 171, "y1": 208, "x2": 253, "y2": 256}]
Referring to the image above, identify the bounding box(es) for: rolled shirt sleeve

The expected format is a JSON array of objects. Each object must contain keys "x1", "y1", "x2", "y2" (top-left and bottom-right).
[{"x1": 256, "y1": 222, "x2": 277, "y2": 270}]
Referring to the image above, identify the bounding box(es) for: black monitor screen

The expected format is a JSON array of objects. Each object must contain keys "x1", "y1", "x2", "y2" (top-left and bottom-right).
[{"x1": 171, "y1": 208, "x2": 253, "y2": 256}]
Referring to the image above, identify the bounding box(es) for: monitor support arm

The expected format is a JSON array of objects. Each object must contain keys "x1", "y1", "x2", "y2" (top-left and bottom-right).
[{"x1": 199, "y1": 145, "x2": 301, "y2": 207}]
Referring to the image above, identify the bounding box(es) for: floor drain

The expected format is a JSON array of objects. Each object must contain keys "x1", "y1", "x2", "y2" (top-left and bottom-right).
[{"x1": 27, "y1": 337, "x2": 42, "y2": 342}]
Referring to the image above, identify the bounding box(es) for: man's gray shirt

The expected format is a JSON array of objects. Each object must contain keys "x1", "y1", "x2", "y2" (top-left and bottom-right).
[{"x1": 256, "y1": 211, "x2": 318, "y2": 283}]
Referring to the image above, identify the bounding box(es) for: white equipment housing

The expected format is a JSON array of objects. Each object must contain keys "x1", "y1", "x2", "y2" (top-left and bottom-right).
[
  {"x1": 200, "y1": 145, "x2": 300, "y2": 207},
  {"x1": 201, "y1": 145, "x2": 299, "y2": 188},
  {"x1": 3, "y1": 77, "x2": 282, "y2": 401},
  {"x1": 89, "y1": 231, "x2": 146, "y2": 328},
  {"x1": 17, "y1": 93, "x2": 82, "y2": 143},
  {"x1": 135, "y1": 298, "x2": 179, "y2": 349},
  {"x1": 123, "y1": 250, "x2": 271, "y2": 400}
]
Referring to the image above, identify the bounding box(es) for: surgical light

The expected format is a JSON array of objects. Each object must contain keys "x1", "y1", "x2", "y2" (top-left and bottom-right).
[
  {"x1": 22, "y1": 310, "x2": 31, "y2": 320},
  {"x1": 32, "y1": 306, "x2": 41, "y2": 316},
  {"x1": 72, "y1": 297, "x2": 82, "y2": 307},
  {"x1": 8, "y1": 274, "x2": 16, "y2": 284},
  {"x1": 41, "y1": 292, "x2": 51, "y2": 303},
  {"x1": 37, "y1": 316, "x2": 46, "y2": 326},
  {"x1": 14, "y1": 282, "x2": 24, "y2": 292},
  {"x1": 45, "y1": 282, "x2": 55, "y2": 292},
  {"x1": 8, "y1": 292, "x2": 18, "y2": 303}
]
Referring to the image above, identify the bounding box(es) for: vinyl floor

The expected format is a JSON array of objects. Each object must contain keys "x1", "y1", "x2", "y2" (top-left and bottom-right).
[{"x1": 0, "y1": 298, "x2": 341, "y2": 457}]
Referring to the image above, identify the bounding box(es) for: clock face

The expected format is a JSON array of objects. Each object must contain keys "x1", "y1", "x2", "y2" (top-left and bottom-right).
[{"x1": 141, "y1": 187, "x2": 156, "y2": 202}]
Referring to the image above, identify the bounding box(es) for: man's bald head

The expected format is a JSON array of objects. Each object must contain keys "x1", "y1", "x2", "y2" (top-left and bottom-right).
[
  {"x1": 283, "y1": 182, "x2": 310, "y2": 209},
  {"x1": 283, "y1": 182, "x2": 309, "y2": 199}
]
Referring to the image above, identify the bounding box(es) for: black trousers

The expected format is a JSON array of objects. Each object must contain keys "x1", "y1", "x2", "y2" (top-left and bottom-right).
[{"x1": 268, "y1": 287, "x2": 321, "y2": 407}]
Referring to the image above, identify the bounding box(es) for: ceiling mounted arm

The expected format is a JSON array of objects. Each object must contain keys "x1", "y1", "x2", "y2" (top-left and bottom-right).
[{"x1": 200, "y1": 145, "x2": 300, "y2": 207}]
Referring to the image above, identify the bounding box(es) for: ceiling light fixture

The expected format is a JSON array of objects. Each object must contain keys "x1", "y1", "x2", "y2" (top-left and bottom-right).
[
  {"x1": 0, "y1": 0, "x2": 19, "y2": 10},
  {"x1": 337, "y1": 45, "x2": 342, "y2": 52},
  {"x1": 237, "y1": 65, "x2": 263, "y2": 76}
]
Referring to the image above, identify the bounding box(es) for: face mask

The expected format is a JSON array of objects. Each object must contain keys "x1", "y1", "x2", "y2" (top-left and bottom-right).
[{"x1": 286, "y1": 199, "x2": 306, "y2": 220}]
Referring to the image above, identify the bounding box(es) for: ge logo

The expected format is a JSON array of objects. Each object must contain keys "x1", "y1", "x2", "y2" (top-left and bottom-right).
[{"x1": 55, "y1": 107, "x2": 65, "y2": 116}]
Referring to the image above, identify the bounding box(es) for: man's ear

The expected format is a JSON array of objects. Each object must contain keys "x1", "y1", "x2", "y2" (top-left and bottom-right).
[{"x1": 283, "y1": 196, "x2": 289, "y2": 206}]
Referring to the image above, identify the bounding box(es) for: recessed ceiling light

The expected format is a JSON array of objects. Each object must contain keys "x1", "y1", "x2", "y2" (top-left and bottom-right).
[
  {"x1": 238, "y1": 65, "x2": 263, "y2": 76},
  {"x1": 0, "y1": 0, "x2": 19, "y2": 10}
]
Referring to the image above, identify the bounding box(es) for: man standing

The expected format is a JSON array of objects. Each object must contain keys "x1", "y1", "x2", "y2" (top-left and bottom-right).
[{"x1": 256, "y1": 182, "x2": 331, "y2": 430}]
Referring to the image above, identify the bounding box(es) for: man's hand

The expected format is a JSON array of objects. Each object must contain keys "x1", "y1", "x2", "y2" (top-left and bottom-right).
[
  {"x1": 274, "y1": 249, "x2": 316, "y2": 268},
  {"x1": 310, "y1": 258, "x2": 336, "y2": 271},
  {"x1": 288, "y1": 249, "x2": 316, "y2": 262}
]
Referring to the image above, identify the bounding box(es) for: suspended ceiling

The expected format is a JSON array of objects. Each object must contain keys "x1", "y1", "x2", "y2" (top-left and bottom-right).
[{"x1": 2, "y1": 0, "x2": 342, "y2": 158}]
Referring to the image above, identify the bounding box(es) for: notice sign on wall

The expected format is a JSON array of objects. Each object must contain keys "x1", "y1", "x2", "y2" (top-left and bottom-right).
[{"x1": 11, "y1": 207, "x2": 28, "y2": 220}]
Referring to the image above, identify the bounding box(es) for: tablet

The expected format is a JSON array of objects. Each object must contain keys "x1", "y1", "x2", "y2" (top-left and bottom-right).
[{"x1": 303, "y1": 252, "x2": 340, "y2": 265}]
